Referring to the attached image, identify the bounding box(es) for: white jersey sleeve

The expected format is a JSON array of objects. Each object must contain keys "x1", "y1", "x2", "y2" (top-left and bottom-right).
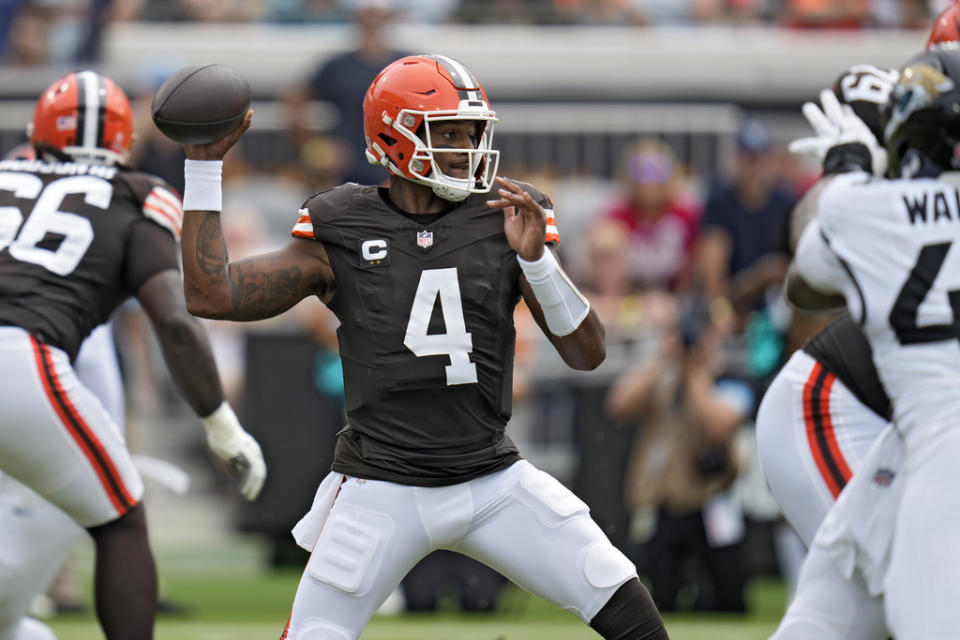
[{"x1": 794, "y1": 218, "x2": 849, "y2": 299}]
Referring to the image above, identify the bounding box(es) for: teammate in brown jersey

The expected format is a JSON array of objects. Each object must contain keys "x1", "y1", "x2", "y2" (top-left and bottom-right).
[
  {"x1": 0, "y1": 71, "x2": 265, "y2": 640},
  {"x1": 178, "y1": 55, "x2": 668, "y2": 640}
]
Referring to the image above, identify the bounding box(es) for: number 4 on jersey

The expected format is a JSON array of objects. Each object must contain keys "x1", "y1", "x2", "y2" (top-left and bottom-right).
[
  {"x1": 889, "y1": 242, "x2": 960, "y2": 344},
  {"x1": 403, "y1": 268, "x2": 478, "y2": 386}
]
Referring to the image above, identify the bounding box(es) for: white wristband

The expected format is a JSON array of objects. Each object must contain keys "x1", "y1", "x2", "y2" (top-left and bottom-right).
[
  {"x1": 183, "y1": 159, "x2": 223, "y2": 212},
  {"x1": 518, "y1": 249, "x2": 590, "y2": 337},
  {"x1": 201, "y1": 400, "x2": 240, "y2": 440}
]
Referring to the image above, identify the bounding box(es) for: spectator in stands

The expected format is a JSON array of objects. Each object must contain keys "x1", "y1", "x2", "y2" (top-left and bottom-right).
[
  {"x1": 581, "y1": 218, "x2": 677, "y2": 341},
  {"x1": 174, "y1": 0, "x2": 268, "y2": 21},
  {"x1": 602, "y1": 138, "x2": 700, "y2": 292},
  {"x1": 551, "y1": 0, "x2": 643, "y2": 24},
  {"x1": 606, "y1": 298, "x2": 753, "y2": 613},
  {"x1": 694, "y1": 119, "x2": 794, "y2": 383},
  {"x1": 581, "y1": 219, "x2": 642, "y2": 333},
  {"x1": 286, "y1": 0, "x2": 408, "y2": 185},
  {"x1": 632, "y1": 0, "x2": 766, "y2": 25},
  {"x1": 2, "y1": 2, "x2": 51, "y2": 65},
  {"x1": 455, "y1": 0, "x2": 561, "y2": 24},
  {"x1": 695, "y1": 119, "x2": 793, "y2": 323},
  {"x1": 780, "y1": 0, "x2": 871, "y2": 27}
]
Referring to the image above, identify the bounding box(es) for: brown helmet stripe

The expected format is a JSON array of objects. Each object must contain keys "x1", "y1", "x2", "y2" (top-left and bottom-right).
[{"x1": 427, "y1": 54, "x2": 483, "y2": 103}]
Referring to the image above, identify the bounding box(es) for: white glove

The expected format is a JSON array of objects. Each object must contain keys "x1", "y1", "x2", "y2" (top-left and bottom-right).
[
  {"x1": 201, "y1": 402, "x2": 266, "y2": 500},
  {"x1": 788, "y1": 88, "x2": 887, "y2": 176}
]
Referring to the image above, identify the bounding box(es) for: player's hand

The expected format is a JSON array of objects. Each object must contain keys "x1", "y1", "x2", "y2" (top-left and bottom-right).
[
  {"x1": 201, "y1": 402, "x2": 266, "y2": 500},
  {"x1": 789, "y1": 89, "x2": 887, "y2": 175},
  {"x1": 183, "y1": 109, "x2": 253, "y2": 161},
  {"x1": 487, "y1": 176, "x2": 546, "y2": 261}
]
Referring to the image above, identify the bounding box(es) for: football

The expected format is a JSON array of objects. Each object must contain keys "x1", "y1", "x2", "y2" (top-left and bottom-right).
[{"x1": 151, "y1": 63, "x2": 251, "y2": 145}]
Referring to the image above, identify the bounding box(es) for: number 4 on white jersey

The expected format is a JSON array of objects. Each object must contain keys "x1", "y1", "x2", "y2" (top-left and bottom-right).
[{"x1": 403, "y1": 268, "x2": 478, "y2": 386}]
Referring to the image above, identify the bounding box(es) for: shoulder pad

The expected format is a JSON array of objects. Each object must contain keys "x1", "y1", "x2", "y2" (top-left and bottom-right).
[
  {"x1": 818, "y1": 171, "x2": 879, "y2": 234},
  {"x1": 291, "y1": 184, "x2": 377, "y2": 241},
  {"x1": 117, "y1": 170, "x2": 183, "y2": 239},
  {"x1": 292, "y1": 185, "x2": 344, "y2": 240}
]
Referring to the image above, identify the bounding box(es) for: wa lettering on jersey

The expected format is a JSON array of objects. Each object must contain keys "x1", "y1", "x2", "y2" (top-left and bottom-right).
[
  {"x1": 291, "y1": 183, "x2": 557, "y2": 485},
  {"x1": 796, "y1": 171, "x2": 960, "y2": 446},
  {"x1": 0, "y1": 160, "x2": 182, "y2": 360}
]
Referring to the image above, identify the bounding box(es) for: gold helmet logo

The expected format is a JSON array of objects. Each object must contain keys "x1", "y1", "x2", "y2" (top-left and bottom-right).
[{"x1": 885, "y1": 63, "x2": 955, "y2": 144}]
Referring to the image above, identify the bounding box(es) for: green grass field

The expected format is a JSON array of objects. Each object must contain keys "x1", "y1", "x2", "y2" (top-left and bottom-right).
[{"x1": 47, "y1": 540, "x2": 785, "y2": 639}]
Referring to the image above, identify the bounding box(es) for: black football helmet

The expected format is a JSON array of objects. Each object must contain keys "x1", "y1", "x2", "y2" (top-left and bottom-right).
[{"x1": 884, "y1": 43, "x2": 960, "y2": 177}]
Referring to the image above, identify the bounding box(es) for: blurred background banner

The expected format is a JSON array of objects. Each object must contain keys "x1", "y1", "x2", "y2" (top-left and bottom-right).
[{"x1": 1, "y1": 0, "x2": 948, "y2": 637}]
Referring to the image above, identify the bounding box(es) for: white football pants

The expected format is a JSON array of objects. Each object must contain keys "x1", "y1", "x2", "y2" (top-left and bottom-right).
[
  {"x1": 0, "y1": 324, "x2": 126, "y2": 640},
  {"x1": 769, "y1": 423, "x2": 906, "y2": 640},
  {"x1": 885, "y1": 429, "x2": 960, "y2": 638},
  {"x1": 282, "y1": 460, "x2": 637, "y2": 640},
  {"x1": 769, "y1": 544, "x2": 887, "y2": 640},
  {"x1": 758, "y1": 350, "x2": 890, "y2": 640},
  {"x1": 756, "y1": 350, "x2": 889, "y2": 547},
  {"x1": 0, "y1": 326, "x2": 141, "y2": 528}
]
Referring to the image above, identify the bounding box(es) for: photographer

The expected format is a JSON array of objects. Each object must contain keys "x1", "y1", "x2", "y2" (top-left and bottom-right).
[{"x1": 605, "y1": 299, "x2": 754, "y2": 612}]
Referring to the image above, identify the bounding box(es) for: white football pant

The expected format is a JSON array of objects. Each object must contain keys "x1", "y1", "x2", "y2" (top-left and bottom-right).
[
  {"x1": 756, "y1": 350, "x2": 889, "y2": 547},
  {"x1": 769, "y1": 544, "x2": 887, "y2": 640},
  {"x1": 282, "y1": 460, "x2": 636, "y2": 640},
  {"x1": 0, "y1": 326, "x2": 142, "y2": 527},
  {"x1": 885, "y1": 429, "x2": 960, "y2": 639},
  {"x1": 758, "y1": 350, "x2": 890, "y2": 640},
  {"x1": 0, "y1": 324, "x2": 125, "y2": 640}
]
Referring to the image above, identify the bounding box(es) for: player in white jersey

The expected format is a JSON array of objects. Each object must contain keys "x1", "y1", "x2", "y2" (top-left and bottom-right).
[
  {"x1": 782, "y1": 43, "x2": 960, "y2": 639},
  {"x1": 761, "y1": 87, "x2": 892, "y2": 640},
  {"x1": 761, "y1": 9, "x2": 960, "y2": 637},
  {"x1": 758, "y1": 65, "x2": 897, "y2": 551}
]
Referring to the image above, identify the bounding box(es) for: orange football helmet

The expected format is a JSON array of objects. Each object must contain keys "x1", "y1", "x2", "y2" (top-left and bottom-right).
[
  {"x1": 928, "y1": 1, "x2": 960, "y2": 49},
  {"x1": 29, "y1": 70, "x2": 134, "y2": 166},
  {"x1": 363, "y1": 54, "x2": 499, "y2": 202}
]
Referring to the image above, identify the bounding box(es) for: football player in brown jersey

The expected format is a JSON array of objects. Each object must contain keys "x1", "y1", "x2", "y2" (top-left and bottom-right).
[
  {"x1": 0, "y1": 71, "x2": 266, "y2": 640},
  {"x1": 178, "y1": 55, "x2": 668, "y2": 640}
]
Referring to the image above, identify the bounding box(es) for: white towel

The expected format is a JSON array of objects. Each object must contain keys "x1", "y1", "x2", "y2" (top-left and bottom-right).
[
  {"x1": 291, "y1": 471, "x2": 346, "y2": 552},
  {"x1": 814, "y1": 425, "x2": 906, "y2": 596}
]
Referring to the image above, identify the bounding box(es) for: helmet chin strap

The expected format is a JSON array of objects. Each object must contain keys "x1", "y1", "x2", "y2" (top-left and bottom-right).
[
  {"x1": 431, "y1": 181, "x2": 471, "y2": 202},
  {"x1": 426, "y1": 159, "x2": 479, "y2": 202}
]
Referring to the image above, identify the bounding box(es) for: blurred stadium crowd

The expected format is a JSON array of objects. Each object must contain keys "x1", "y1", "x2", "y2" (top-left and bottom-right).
[
  {"x1": 2, "y1": 0, "x2": 959, "y2": 52},
  {"x1": 0, "y1": 0, "x2": 941, "y2": 623}
]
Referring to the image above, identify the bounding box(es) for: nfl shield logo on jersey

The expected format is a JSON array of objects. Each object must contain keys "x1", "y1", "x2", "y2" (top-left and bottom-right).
[
  {"x1": 873, "y1": 467, "x2": 895, "y2": 487},
  {"x1": 417, "y1": 230, "x2": 433, "y2": 249}
]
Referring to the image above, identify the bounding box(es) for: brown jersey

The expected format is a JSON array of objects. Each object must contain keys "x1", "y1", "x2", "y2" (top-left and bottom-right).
[
  {"x1": 802, "y1": 314, "x2": 891, "y2": 421},
  {"x1": 0, "y1": 158, "x2": 182, "y2": 360},
  {"x1": 293, "y1": 182, "x2": 557, "y2": 485}
]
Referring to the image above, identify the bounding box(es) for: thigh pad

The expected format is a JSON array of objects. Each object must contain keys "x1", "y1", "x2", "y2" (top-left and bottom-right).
[
  {"x1": 512, "y1": 468, "x2": 589, "y2": 528},
  {"x1": 306, "y1": 504, "x2": 394, "y2": 596}
]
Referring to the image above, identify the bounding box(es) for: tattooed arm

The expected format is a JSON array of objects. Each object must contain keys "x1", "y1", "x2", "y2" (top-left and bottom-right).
[
  {"x1": 182, "y1": 212, "x2": 334, "y2": 321},
  {"x1": 180, "y1": 112, "x2": 335, "y2": 321}
]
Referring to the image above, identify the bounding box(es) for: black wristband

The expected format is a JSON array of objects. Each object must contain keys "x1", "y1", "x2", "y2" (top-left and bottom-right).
[{"x1": 823, "y1": 142, "x2": 873, "y2": 175}]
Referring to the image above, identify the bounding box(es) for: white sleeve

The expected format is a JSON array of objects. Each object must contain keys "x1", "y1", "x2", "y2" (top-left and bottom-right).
[{"x1": 794, "y1": 219, "x2": 848, "y2": 295}]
